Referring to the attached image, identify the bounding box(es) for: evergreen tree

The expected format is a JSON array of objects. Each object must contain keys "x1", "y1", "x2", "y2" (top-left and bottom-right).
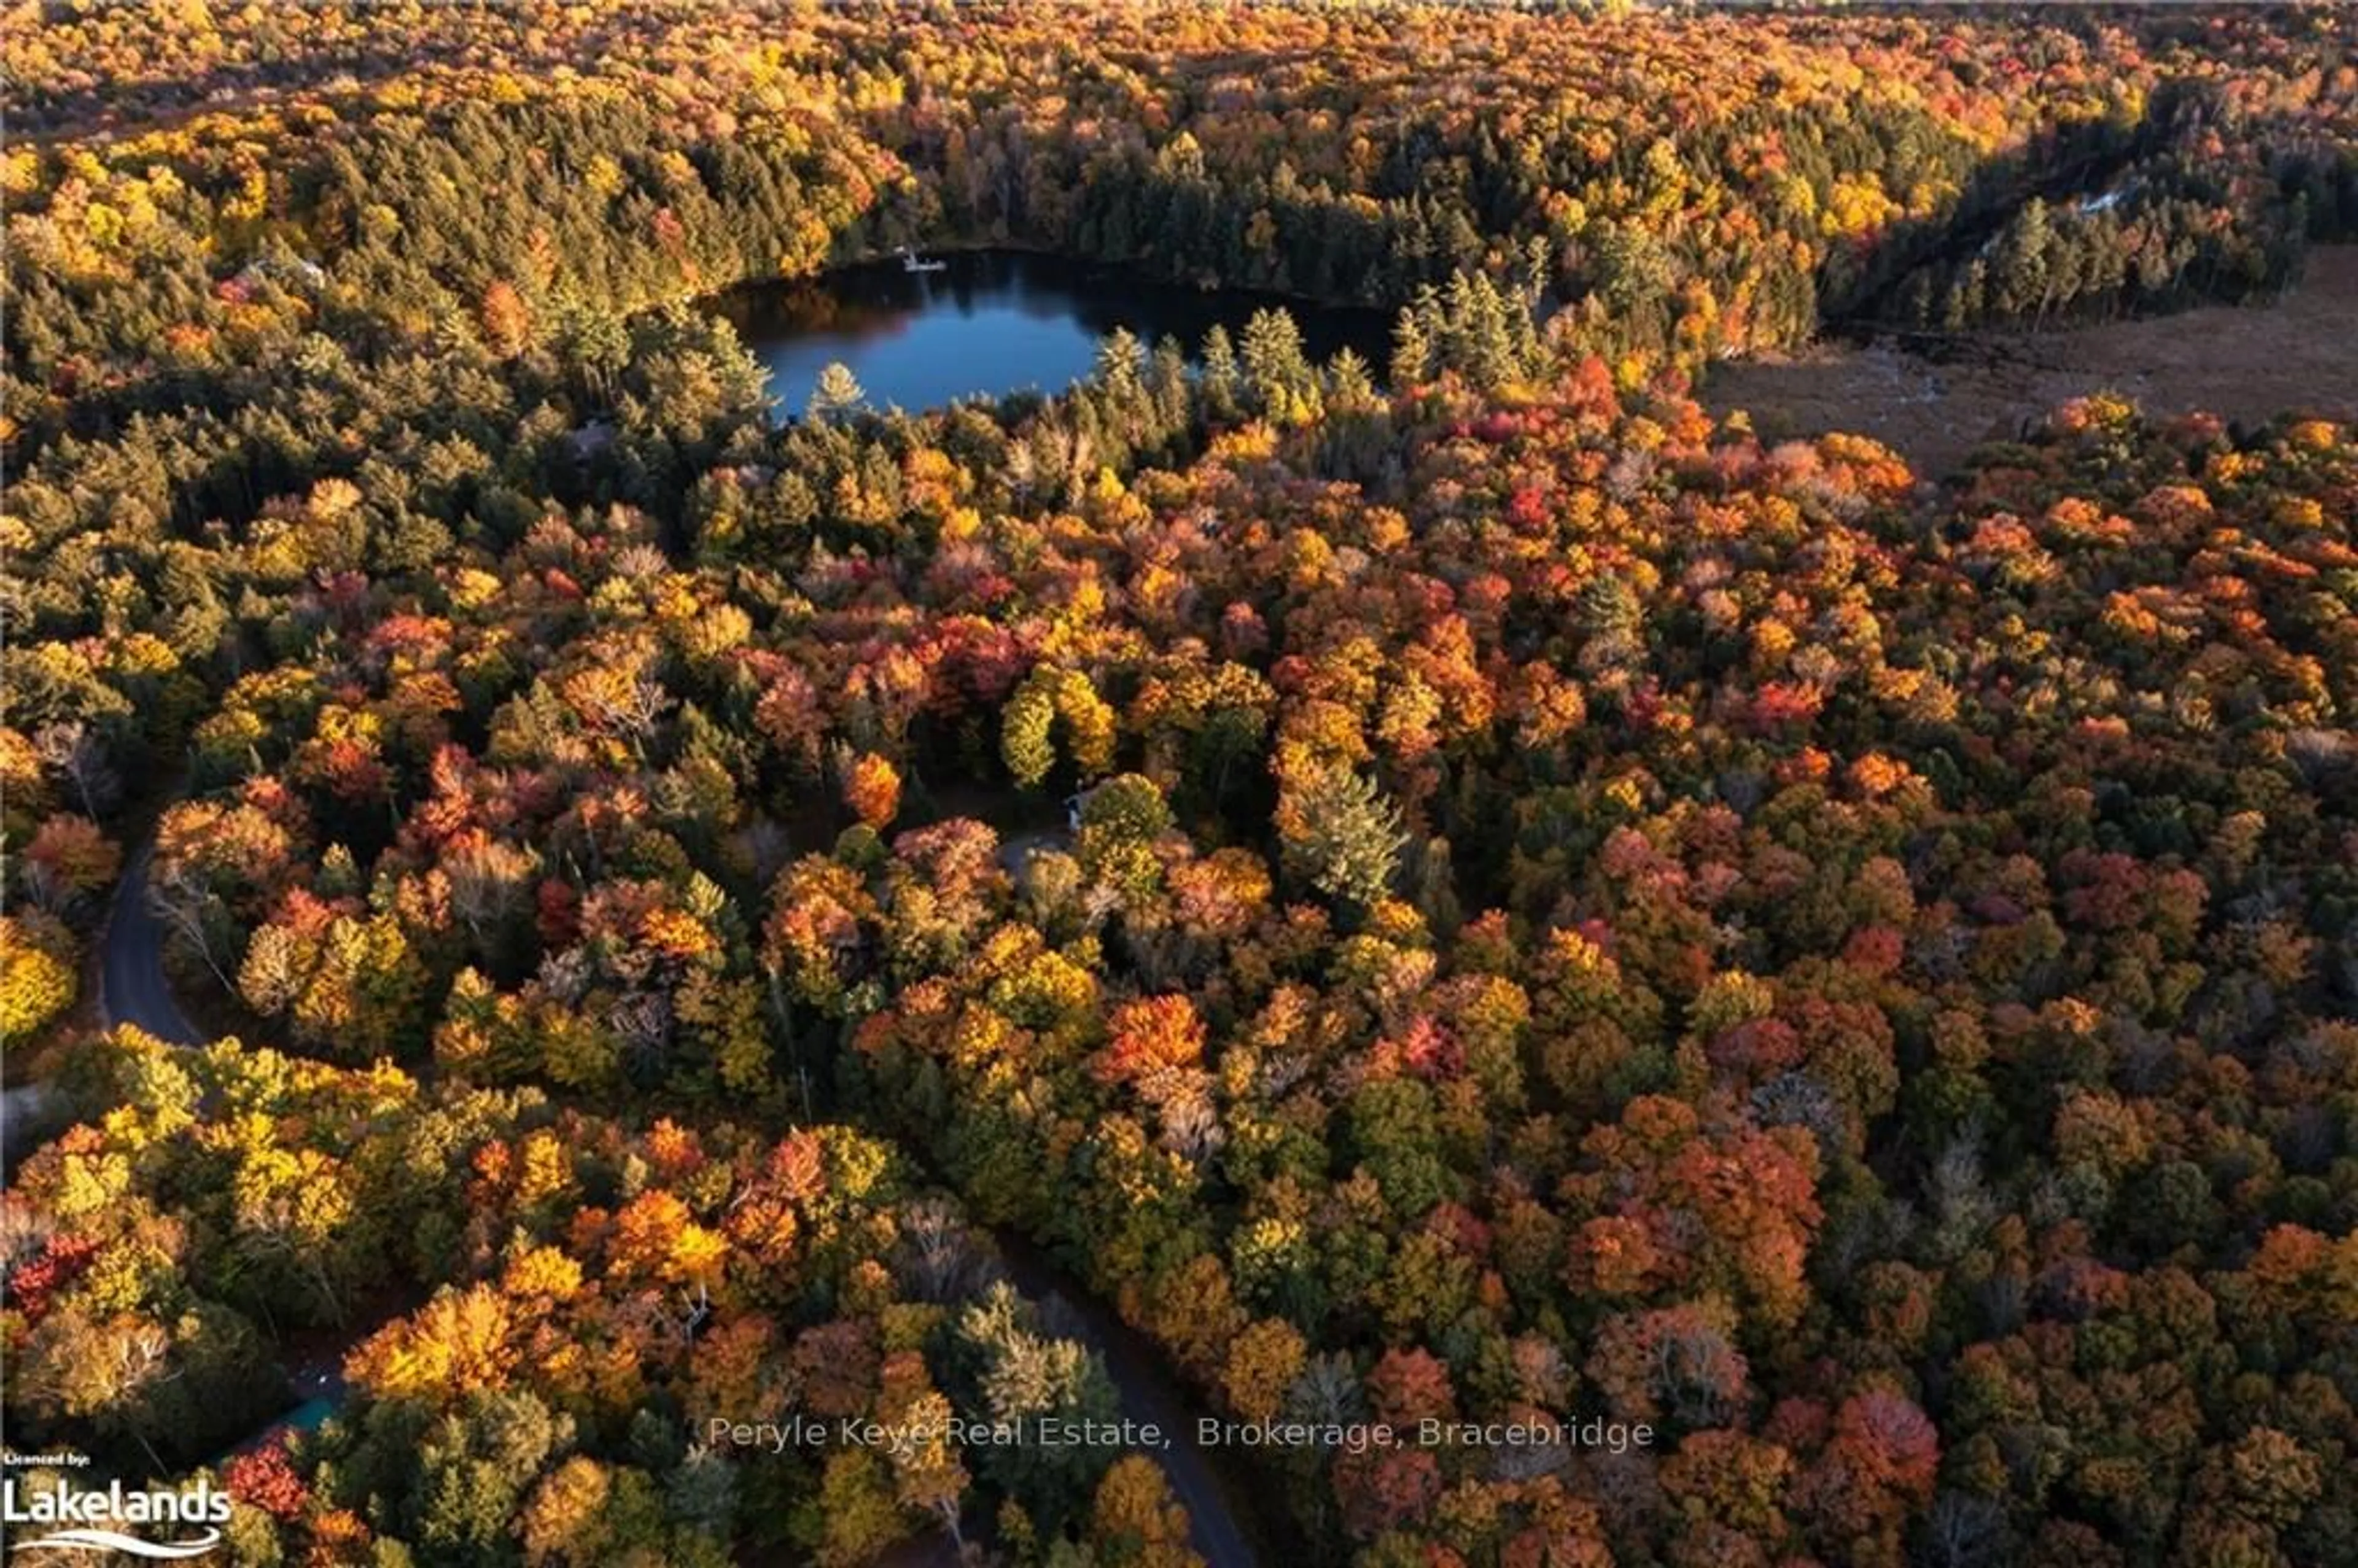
[
  {"x1": 1390, "y1": 306, "x2": 1433, "y2": 387},
  {"x1": 1198, "y1": 324, "x2": 1242, "y2": 421},
  {"x1": 808, "y1": 361, "x2": 867, "y2": 422},
  {"x1": 1326, "y1": 347, "x2": 1379, "y2": 408},
  {"x1": 1282, "y1": 766, "x2": 1406, "y2": 914},
  {"x1": 1240, "y1": 308, "x2": 1312, "y2": 419},
  {"x1": 1094, "y1": 327, "x2": 1145, "y2": 405}
]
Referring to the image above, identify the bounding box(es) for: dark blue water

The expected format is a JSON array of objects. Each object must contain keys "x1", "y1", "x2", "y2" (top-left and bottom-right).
[
  {"x1": 279, "y1": 1395, "x2": 338, "y2": 1432},
  {"x1": 706, "y1": 250, "x2": 1393, "y2": 415}
]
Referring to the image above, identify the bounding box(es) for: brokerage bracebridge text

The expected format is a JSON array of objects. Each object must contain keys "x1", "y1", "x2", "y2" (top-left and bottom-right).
[{"x1": 1200, "y1": 1418, "x2": 1654, "y2": 1455}]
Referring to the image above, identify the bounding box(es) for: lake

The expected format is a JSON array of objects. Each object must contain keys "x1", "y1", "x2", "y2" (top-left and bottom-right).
[{"x1": 706, "y1": 250, "x2": 1395, "y2": 415}]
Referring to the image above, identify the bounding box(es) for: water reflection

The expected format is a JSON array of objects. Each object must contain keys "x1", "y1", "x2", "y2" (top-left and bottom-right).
[{"x1": 705, "y1": 250, "x2": 1393, "y2": 415}]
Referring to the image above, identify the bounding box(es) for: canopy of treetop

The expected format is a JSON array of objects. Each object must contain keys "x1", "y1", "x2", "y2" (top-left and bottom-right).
[{"x1": 4, "y1": 4, "x2": 2355, "y2": 1567}]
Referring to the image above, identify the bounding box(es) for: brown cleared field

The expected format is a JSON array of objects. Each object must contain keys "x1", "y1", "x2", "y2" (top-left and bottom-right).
[{"x1": 1704, "y1": 246, "x2": 2358, "y2": 479}]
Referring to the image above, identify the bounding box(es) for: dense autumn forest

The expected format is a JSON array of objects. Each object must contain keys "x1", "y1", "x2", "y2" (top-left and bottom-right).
[{"x1": 4, "y1": 2, "x2": 2356, "y2": 1566}]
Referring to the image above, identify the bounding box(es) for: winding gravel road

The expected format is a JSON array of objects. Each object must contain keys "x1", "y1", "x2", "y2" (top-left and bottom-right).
[
  {"x1": 98, "y1": 845, "x2": 201, "y2": 1045},
  {"x1": 993, "y1": 1233, "x2": 1266, "y2": 1568},
  {"x1": 3, "y1": 848, "x2": 198, "y2": 1170},
  {"x1": 72, "y1": 826, "x2": 1269, "y2": 1566}
]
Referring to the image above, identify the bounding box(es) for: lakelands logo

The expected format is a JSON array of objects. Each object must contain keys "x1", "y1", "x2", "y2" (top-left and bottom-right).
[{"x1": 1, "y1": 1475, "x2": 230, "y2": 1558}]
